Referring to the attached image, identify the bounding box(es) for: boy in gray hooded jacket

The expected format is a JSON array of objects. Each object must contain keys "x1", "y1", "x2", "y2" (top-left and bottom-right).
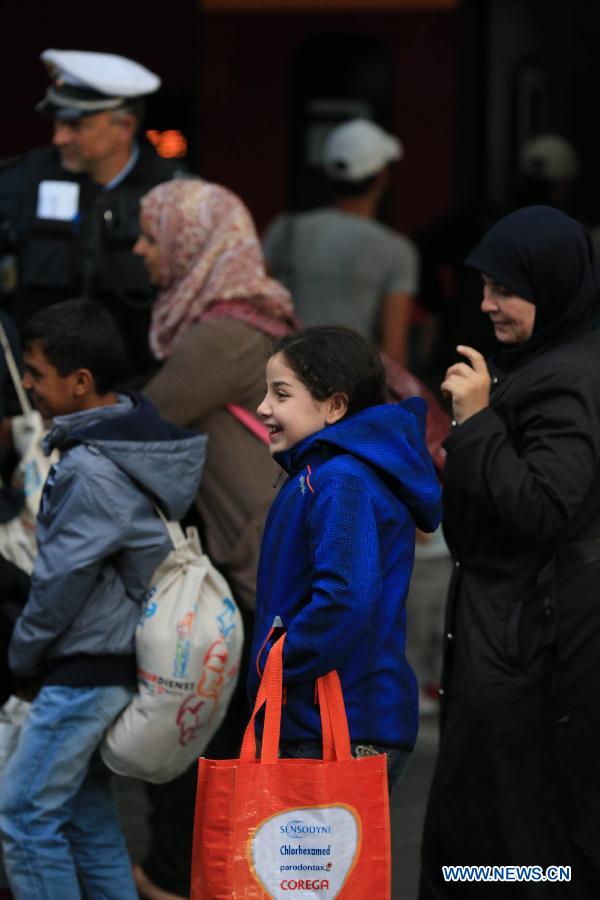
[{"x1": 0, "y1": 298, "x2": 206, "y2": 900}]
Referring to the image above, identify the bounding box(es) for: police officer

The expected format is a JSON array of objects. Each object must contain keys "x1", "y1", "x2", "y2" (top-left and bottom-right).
[{"x1": 0, "y1": 49, "x2": 186, "y2": 376}]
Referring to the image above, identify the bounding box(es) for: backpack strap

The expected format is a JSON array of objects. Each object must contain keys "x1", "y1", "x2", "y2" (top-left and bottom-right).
[
  {"x1": 0, "y1": 320, "x2": 31, "y2": 415},
  {"x1": 150, "y1": 499, "x2": 187, "y2": 551}
]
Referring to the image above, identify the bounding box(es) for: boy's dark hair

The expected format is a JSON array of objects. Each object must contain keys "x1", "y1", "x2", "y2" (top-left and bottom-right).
[
  {"x1": 21, "y1": 298, "x2": 126, "y2": 394},
  {"x1": 272, "y1": 326, "x2": 386, "y2": 417}
]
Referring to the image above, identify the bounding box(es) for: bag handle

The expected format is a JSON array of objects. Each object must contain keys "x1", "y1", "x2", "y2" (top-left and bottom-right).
[
  {"x1": 0, "y1": 320, "x2": 32, "y2": 416},
  {"x1": 317, "y1": 670, "x2": 352, "y2": 762},
  {"x1": 239, "y1": 633, "x2": 283, "y2": 763},
  {"x1": 239, "y1": 635, "x2": 352, "y2": 764}
]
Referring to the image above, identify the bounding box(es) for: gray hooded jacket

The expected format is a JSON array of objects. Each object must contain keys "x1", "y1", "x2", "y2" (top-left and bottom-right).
[{"x1": 9, "y1": 393, "x2": 206, "y2": 681}]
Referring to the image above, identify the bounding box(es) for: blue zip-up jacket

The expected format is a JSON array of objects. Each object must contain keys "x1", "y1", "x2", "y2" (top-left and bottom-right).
[
  {"x1": 248, "y1": 399, "x2": 442, "y2": 750},
  {"x1": 9, "y1": 393, "x2": 206, "y2": 684}
]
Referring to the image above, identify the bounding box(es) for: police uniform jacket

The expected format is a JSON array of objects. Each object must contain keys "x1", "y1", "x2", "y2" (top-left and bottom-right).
[{"x1": 0, "y1": 144, "x2": 183, "y2": 374}]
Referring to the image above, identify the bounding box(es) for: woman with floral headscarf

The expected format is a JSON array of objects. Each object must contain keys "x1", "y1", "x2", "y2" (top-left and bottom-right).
[
  {"x1": 133, "y1": 178, "x2": 295, "y2": 900},
  {"x1": 137, "y1": 178, "x2": 295, "y2": 612}
]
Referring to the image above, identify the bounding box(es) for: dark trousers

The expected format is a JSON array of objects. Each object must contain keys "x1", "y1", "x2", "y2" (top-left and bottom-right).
[{"x1": 0, "y1": 554, "x2": 30, "y2": 705}]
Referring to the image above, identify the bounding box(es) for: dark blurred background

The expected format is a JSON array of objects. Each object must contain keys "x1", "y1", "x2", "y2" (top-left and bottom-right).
[{"x1": 1, "y1": 0, "x2": 599, "y2": 234}]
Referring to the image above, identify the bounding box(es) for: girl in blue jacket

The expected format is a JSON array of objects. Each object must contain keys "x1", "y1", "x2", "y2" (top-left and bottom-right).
[{"x1": 249, "y1": 326, "x2": 442, "y2": 789}]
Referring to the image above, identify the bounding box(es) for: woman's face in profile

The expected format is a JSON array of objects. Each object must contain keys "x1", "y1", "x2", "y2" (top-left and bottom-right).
[
  {"x1": 133, "y1": 220, "x2": 162, "y2": 286},
  {"x1": 481, "y1": 275, "x2": 536, "y2": 344}
]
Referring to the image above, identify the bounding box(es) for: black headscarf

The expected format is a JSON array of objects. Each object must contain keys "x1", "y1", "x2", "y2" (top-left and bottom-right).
[{"x1": 465, "y1": 205, "x2": 599, "y2": 369}]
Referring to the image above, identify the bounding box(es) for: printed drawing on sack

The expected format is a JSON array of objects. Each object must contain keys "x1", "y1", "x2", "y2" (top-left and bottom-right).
[
  {"x1": 140, "y1": 587, "x2": 158, "y2": 625},
  {"x1": 196, "y1": 638, "x2": 231, "y2": 705},
  {"x1": 176, "y1": 694, "x2": 212, "y2": 746},
  {"x1": 173, "y1": 608, "x2": 197, "y2": 678},
  {"x1": 175, "y1": 598, "x2": 240, "y2": 746},
  {"x1": 176, "y1": 640, "x2": 238, "y2": 746},
  {"x1": 217, "y1": 597, "x2": 237, "y2": 638}
]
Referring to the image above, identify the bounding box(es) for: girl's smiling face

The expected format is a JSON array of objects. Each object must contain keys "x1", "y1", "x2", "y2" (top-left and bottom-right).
[{"x1": 257, "y1": 352, "x2": 346, "y2": 455}]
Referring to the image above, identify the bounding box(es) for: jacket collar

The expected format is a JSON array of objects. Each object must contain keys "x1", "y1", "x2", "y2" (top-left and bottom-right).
[{"x1": 45, "y1": 393, "x2": 134, "y2": 453}]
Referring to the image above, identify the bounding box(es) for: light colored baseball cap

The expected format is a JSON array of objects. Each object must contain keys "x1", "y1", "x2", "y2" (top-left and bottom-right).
[
  {"x1": 37, "y1": 49, "x2": 161, "y2": 120},
  {"x1": 322, "y1": 118, "x2": 403, "y2": 181},
  {"x1": 519, "y1": 134, "x2": 580, "y2": 181}
]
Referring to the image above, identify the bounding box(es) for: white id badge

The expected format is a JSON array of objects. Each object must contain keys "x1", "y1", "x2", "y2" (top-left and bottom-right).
[{"x1": 36, "y1": 180, "x2": 80, "y2": 221}]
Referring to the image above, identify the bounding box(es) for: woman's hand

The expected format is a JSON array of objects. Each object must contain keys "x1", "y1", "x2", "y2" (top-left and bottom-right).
[{"x1": 441, "y1": 345, "x2": 491, "y2": 425}]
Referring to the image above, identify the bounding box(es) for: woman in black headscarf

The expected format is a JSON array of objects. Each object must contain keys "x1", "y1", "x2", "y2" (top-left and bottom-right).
[{"x1": 419, "y1": 206, "x2": 600, "y2": 899}]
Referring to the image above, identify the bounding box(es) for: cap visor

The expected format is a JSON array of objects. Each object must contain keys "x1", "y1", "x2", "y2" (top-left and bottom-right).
[{"x1": 35, "y1": 96, "x2": 85, "y2": 121}]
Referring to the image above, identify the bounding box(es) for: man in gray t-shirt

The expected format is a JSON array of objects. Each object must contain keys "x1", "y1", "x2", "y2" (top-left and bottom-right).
[{"x1": 263, "y1": 119, "x2": 419, "y2": 365}]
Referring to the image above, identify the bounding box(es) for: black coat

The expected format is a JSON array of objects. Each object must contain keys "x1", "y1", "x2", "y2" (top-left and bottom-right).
[{"x1": 420, "y1": 328, "x2": 600, "y2": 899}]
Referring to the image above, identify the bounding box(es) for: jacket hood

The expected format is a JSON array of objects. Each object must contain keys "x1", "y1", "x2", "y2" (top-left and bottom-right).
[
  {"x1": 276, "y1": 399, "x2": 442, "y2": 532},
  {"x1": 46, "y1": 392, "x2": 206, "y2": 520}
]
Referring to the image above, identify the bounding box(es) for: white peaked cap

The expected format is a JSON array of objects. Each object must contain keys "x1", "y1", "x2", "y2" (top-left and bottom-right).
[
  {"x1": 41, "y1": 49, "x2": 161, "y2": 97},
  {"x1": 322, "y1": 118, "x2": 403, "y2": 182}
]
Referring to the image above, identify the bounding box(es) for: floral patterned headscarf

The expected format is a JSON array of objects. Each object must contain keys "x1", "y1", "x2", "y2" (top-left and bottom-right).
[{"x1": 143, "y1": 178, "x2": 295, "y2": 360}]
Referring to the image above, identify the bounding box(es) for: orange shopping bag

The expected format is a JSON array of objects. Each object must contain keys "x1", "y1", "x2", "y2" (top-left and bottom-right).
[{"x1": 190, "y1": 635, "x2": 391, "y2": 899}]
